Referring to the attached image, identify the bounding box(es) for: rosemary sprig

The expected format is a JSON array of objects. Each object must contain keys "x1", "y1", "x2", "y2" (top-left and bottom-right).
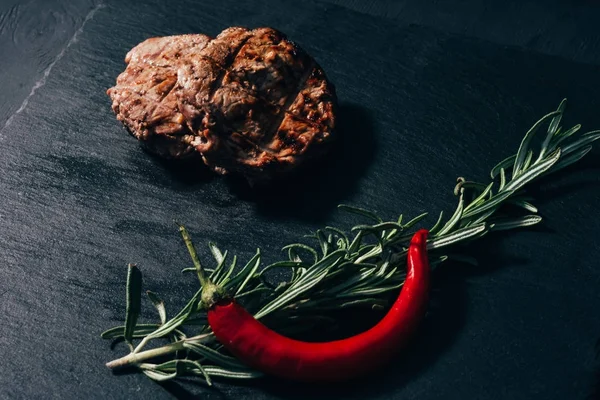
[{"x1": 103, "y1": 99, "x2": 600, "y2": 384}]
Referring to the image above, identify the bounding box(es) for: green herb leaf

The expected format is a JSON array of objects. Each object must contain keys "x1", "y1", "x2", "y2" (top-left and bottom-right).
[
  {"x1": 507, "y1": 199, "x2": 538, "y2": 213},
  {"x1": 347, "y1": 231, "x2": 364, "y2": 254},
  {"x1": 338, "y1": 204, "x2": 383, "y2": 223},
  {"x1": 428, "y1": 223, "x2": 488, "y2": 250},
  {"x1": 504, "y1": 148, "x2": 561, "y2": 192},
  {"x1": 209, "y1": 242, "x2": 225, "y2": 265},
  {"x1": 323, "y1": 226, "x2": 350, "y2": 249},
  {"x1": 522, "y1": 150, "x2": 534, "y2": 171},
  {"x1": 102, "y1": 324, "x2": 162, "y2": 339},
  {"x1": 499, "y1": 167, "x2": 507, "y2": 190},
  {"x1": 513, "y1": 110, "x2": 560, "y2": 177},
  {"x1": 546, "y1": 146, "x2": 592, "y2": 174},
  {"x1": 351, "y1": 222, "x2": 404, "y2": 234},
  {"x1": 218, "y1": 255, "x2": 237, "y2": 286},
  {"x1": 547, "y1": 124, "x2": 581, "y2": 153},
  {"x1": 234, "y1": 250, "x2": 261, "y2": 296},
  {"x1": 142, "y1": 368, "x2": 178, "y2": 382},
  {"x1": 429, "y1": 211, "x2": 444, "y2": 235},
  {"x1": 281, "y1": 243, "x2": 318, "y2": 264},
  {"x1": 143, "y1": 288, "x2": 202, "y2": 342},
  {"x1": 462, "y1": 190, "x2": 514, "y2": 219},
  {"x1": 124, "y1": 264, "x2": 143, "y2": 347},
  {"x1": 316, "y1": 229, "x2": 330, "y2": 256},
  {"x1": 436, "y1": 189, "x2": 465, "y2": 236},
  {"x1": 146, "y1": 291, "x2": 167, "y2": 325},
  {"x1": 489, "y1": 215, "x2": 542, "y2": 231},
  {"x1": 463, "y1": 182, "x2": 494, "y2": 214},
  {"x1": 560, "y1": 131, "x2": 600, "y2": 156},
  {"x1": 490, "y1": 154, "x2": 516, "y2": 179},
  {"x1": 203, "y1": 366, "x2": 264, "y2": 379},
  {"x1": 210, "y1": 250, "x2": 229, "y2": 284},
  {"x1": 403, "y1": 212, "x2": 429, "y2": 229},
  {"x1": 538, "y1": 98, "x2": 566, "y2": 160},
  {"x1": 183, "y1": 340, "x2": 245, "y2": 369}
]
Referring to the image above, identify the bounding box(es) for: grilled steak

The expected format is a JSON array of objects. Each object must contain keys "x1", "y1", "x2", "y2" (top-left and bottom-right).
[{"x1": 107, "y1": 27, "x2": 337, "y2": 180}]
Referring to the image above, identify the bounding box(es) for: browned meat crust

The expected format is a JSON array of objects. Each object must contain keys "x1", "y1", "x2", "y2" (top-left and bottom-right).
[{"x1": 107, "y1": 27, "x2": 337, "y2": 180}]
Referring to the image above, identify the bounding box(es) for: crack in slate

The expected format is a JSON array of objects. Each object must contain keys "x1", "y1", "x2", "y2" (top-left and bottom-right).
[{"x1": 0, "y1": 3, "x2": 106, "y2": 135}]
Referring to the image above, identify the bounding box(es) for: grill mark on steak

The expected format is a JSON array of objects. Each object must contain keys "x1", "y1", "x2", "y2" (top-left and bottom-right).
[
  {"x1": 222, "y1": 28, "x2": 312, "y2": 109},
  {"x1": 210, "y1": 111, "x2": 316, "y2": 168},
  {"x1": 207, "y1": 130, "x2": 279, "y2": 174},
  {"x1": 133, "y1": 74, "x2": 175, "y2": 118},
  {"x1": 211, "y1": 83, "x2": 282, "y2": 144},
  {"x1": 203, "y1": 29, "x2": 254, "y2": 102},
  {"x1": 176, "y1": 28, "x2": 254, "y2": 141},
  {"x1": 147, "y1": 79, "x2": 181, "y2": 129},
  {"x1": 269, "y1": 113, "x2": 326, "y2": 156},
  {"x1": 286, "y1": 66, "x2": 336, "y2": 131},
  {"x1": 260, "y1": 57, "x2": 315, "y2": 149},
  {"x1": 126, "y1": 73, "x2": 183, "y2": 137}
]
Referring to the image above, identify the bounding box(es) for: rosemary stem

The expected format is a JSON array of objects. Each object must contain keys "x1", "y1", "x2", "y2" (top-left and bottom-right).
[
  {"x1": 107, "y1": 341, "x2": 185, "y2": 369},
  {"x1": 107, "y1": 333, "x2": 214, "y2": 370},
  {"x1": 133, "y1": 336, "x2": 150, "y2": 354}
]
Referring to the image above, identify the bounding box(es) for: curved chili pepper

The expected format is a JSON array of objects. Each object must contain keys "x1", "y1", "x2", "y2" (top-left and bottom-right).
[{"x1": 207, "y1": 229, "x2": 430, "y2": 382}]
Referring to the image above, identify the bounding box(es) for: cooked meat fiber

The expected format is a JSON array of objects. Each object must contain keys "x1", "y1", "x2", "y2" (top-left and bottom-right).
[{"x1": 107, "y1": 27, "x2": 337, "y2": 180}]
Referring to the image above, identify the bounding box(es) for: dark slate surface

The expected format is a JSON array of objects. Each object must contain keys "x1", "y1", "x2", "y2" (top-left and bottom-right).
[
  {"x1": 1, "y1": 0, "x2": 600, "y2": 399},
  {"x1": 0, "y1": 0, "x2": 101, "y2": 126},
  {"x1": 323, "y1": 0, "x2": 600, "y2": 65}
]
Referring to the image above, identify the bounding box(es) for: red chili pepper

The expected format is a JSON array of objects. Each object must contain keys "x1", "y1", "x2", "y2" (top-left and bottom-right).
[{"x1": 207, "y1": 229, "x2": 430, "y2": 382}]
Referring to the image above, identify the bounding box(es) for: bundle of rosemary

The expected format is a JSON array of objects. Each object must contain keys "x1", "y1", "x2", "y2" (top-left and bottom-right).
[{"x1": 102, "y1": 99, "x2": 600, "y2": 384}]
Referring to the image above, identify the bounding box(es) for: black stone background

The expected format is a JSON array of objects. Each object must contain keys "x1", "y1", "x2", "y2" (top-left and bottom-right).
[{"x1": 1, "y1": 1, "x2": 600, "y2": 399}]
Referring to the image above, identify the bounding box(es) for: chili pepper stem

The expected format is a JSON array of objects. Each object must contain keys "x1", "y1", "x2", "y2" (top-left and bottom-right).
[
  {"x1": 179, "y1": 224, "x2": 209, "y2": 288},
  {"x1": 179, "y1": 224, "x2": 226, "y2": 308},
  {"x1": 106, "y1": 333, "x2": 214, "y2": 370}
]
